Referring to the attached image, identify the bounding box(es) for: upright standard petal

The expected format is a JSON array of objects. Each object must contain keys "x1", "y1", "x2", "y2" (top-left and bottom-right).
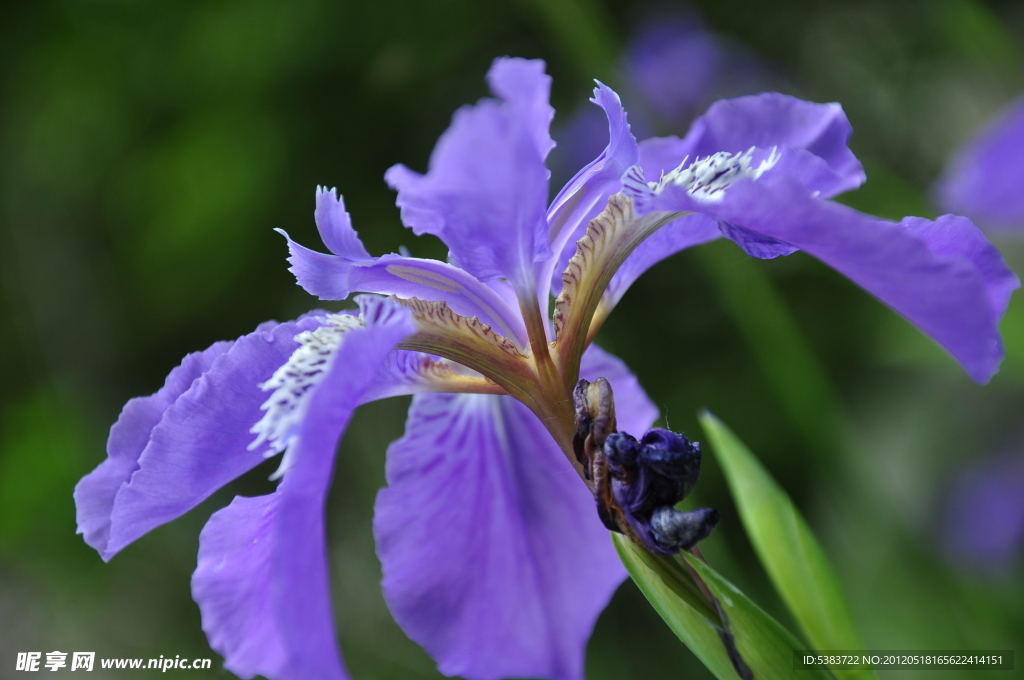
[
  {"x1": 643, "y1": 173, "x2": 1019, "y2": 382},
  {"x1": 374, "y1": 345, "x2": 654, "y2": 680},
  {"x1": 547, "y1": 83, "x2": 639, "y2": 296},
  {"x1": 639, "y1": 93, "x2": 865, "y2": 199},
  {"x1": 75, "y1": 317, "x2": 321, "y2": 561},
  {"x1": 936, "y1": 95, "x2": 1024, "y2": 231},
  {"x1": 385, "y1": 58, "x2": 551, "y2": 291},
  {"x1": 486, "y1": 56, "x2": 555, "y2": 162},
  {"x1": 193, "y1": 297, "x2": 416, "y2": 680}
]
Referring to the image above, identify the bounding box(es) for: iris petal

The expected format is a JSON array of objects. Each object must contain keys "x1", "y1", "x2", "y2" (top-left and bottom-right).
[
  {"x1": 192, "y1": 494, "x2": 290, "y2": 680},
  {"x1": 547, "y1": 83, "x2": 639, "y2": 297},
  {"x1": 562, "y1": 94, "x2": 868, "y2": 318},
  {"x1": 283, "y1": 188, "x2": 528, "y2": 346},
  {"x1": 936, "y1": 95, "x2": 1024, "y2": 231},
  {"x1": 192, "y1": 297, "x2": 415, "y2": 680},
  {"x1": 486, "y1": 56, "x2": 556, "y2": 162},
  {"x1": 385, "y1": 57, "x2": 552, "y2": 291},
  {"x1": 639, "y1": 93, "x2": 865, "y2": 198},
  {"x1": 75, "y1": 317, "x2": 321, "y2": 561},
  {"x1": 646, "y1": 173, "x2": 1019, "y2": 383},
  {"x1": 74, "y1": 338, "x2": 231, "y2": 555},
  {"x1": 374, "y1": 344, "x2": 654, "y2": 680},
  {"x1": 76, "y1": 306, "x2": 456, "y2": 563},
  {"x1": 312, "y1": 185, "x2": 371, "y2": 260}
]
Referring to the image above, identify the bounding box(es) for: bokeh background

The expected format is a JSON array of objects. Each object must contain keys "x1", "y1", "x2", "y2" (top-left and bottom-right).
[{"x1": 2, "y1": 0, "x2": 1023, "y2": 677}]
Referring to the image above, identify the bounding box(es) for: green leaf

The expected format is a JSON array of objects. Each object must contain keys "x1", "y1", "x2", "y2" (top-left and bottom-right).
[
  {"x1": 699, "y1": 411, "x2": 876, "y2": 680},
  {"x1": 614, "y1": 534, "x2": 832, "y2": 680}
]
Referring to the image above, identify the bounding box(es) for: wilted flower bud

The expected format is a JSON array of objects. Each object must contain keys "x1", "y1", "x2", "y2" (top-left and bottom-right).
[{"x1": 574, "y1": 379, "x2": 720, "y2": 554}]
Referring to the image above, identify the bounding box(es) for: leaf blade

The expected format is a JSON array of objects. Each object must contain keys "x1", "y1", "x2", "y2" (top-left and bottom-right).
[
  {"x1": 699, "y1": 411, "x2": 876, "y2": 680},
  {"x1": 614, "y1": 534, "x2": 832, "y2": 680}
]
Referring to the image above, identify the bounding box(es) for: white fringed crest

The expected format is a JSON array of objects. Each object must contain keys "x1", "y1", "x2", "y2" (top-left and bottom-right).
[
  {"x1": 249, "y1": 313, "x2": 363, "y2": 480},
  {"x1": 637, "y1": 147, "x2": 780, "y2": 203}
]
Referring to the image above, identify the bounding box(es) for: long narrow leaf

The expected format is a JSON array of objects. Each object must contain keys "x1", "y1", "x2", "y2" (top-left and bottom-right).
[
  {"x1": 614, "y1": 534, "x2": 832, "y2": 680},
  {"x1": 699, "y1": 412, "x2": 875, "y2": 680}
]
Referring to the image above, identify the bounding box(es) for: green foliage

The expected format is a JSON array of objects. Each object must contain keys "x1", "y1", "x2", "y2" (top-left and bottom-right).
[
  {"x1": 0, "y1": 390, "x2": 89, "y2": 549},
  {"x1": 110, "y1": 110, "x2": 284, "y2": 319},
  {"x1": 938, "y1": 0, "x2": 1021, "y2": 78},
  {"x1": 700, "y1": 412, "x2": 875, "y2": 680},
  {"x1": 614, "y1": 534, "x2": 832, "y2": 680}
]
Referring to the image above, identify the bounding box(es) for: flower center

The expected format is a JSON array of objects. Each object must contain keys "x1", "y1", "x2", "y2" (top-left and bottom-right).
[{"x1": 647, "y1": 147, "x2": 779, "y2": 202}]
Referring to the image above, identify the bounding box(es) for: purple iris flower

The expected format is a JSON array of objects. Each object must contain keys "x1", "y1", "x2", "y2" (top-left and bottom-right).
[
  {"x1": 625, "y1": 12, "x2": 723, "y2": 125},
  {"x1": 943, "y1": 449, "x2": 1024, "y2": 572},
  {"x1": 936, "y1": 95, "x2": 1024, "y2": 232},
  {"x1": 76, "y1": 57, "x2": 1017, "y2": 680}
]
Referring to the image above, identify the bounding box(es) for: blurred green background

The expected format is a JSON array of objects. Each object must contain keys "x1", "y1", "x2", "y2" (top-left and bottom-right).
[{"x1": 1, "y1": 0, "x2": 1023, "y2": 678}]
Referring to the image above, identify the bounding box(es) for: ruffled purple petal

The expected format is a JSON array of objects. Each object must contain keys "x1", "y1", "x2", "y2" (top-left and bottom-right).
[
  {"x1": 75, "y1": 339, "x2": 233, "y2": 554},
  {"x1": 75, "y1": 317, "x2": 321, "y2": 561},
  {"x1": 279, "y1": 189, "x2": 371, "y2": 300},
  {"x1": 284, "y1": 188, "x2": 528, "y2": 345},
  {"x1": 192, "y1": 494, "x2": 289, "y2": 679},
  {"x1": 639, "y1": 93, "x2": 865, "y2": 198},
  {"x1": 374, "y1": 345, "x2": 654, "y2": 680},
  {"x1": 900, "y1": 214, "x2": 1017, "y2": 318},
  {"x1": 375, "y1": 394, "x2": 624, "y2": 680},
  {"x1": 284, "y1": 237, "x2": 528, "y2": 346},
  {"x1": 646, "y1": 173, "x2": 1019, "y2": 383},
  {"x1": 314, "y1": 186, "x2": 371, "y2": 260},
  {"x1": 547, "y1": 83, "x2": 639, "y2": 296},
  {"x1": 193, "y1": 297, "x2": 416, "y2": 680},
  {"x1": 486, "y1": 56, "x2": 555, "y2": 162},
  {"x1": 936, "y1": 95, "x2": 1024, "y2": 231},
  {"x1": 385, "y1": 58, "x2": 551, "y2": 289}
]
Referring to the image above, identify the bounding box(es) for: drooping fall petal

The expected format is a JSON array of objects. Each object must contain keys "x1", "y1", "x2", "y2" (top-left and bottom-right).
[
  {"x1": 193, "y1": 297, "x2": 416, "y2": 680},
  {"x1": 374, "y1": 345, "x2": 655, "y2": 680},
  {"x1": 75, "y1": 317, "x2": 320, "y2": 561}
]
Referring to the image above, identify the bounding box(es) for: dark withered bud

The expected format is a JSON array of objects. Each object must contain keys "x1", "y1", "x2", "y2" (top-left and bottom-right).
[
  {"x1": 573, "y1": 379, "x2": 719, "y2": 555},
  {"x1": 573, "y1": 378, "x2": 616, "y2": 480},
  {"x1": 650, "y1": 506, "x2": 720, "y2": 552}
]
